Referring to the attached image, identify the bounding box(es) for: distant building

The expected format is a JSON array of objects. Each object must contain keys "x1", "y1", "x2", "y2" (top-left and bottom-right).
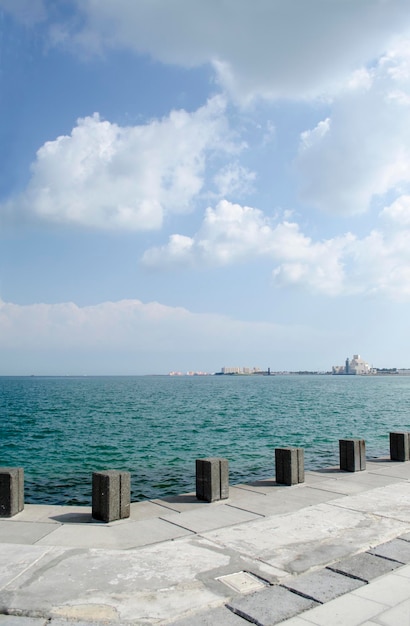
[
  {"x1": 332, "y1": 354, "x2": 373, "y2": 375},
  {"x1": 221, "y1": 366, "x2": 242, "y2": 374},
  {"x1": 221, "y1": 366, "x2": 262, "y2": 375}
]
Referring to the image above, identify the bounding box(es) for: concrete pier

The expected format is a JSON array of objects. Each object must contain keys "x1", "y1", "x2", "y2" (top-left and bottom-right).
[
  {"x1": 275, "y1": 447, "x2": 304, "y2": 485},
  {"x1": 92, "y1": 470, "x2": 131, "y2": 522},
  {"x1": 339, "y1": 438, "x2": 366, "y2": 472},
  {"x1": 0, "y1": 467, "x2": 24, "y2": 517},
  {"x1": 2, "y1": 456, "x2": 410, "y2": 625},
  {"x1": 196, "y1": 457, "x2": 229, "y2": 502}
]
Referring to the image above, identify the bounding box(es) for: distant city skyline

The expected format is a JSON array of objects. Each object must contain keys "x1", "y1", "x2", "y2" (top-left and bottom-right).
[{"x1": 1, "y1": 2, "x2": 410, "y2": 375}]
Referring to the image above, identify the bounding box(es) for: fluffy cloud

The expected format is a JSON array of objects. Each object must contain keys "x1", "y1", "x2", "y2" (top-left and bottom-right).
[
  {"x1": 0, "y1": 297, "x2": 327, "y2": 374},
  {"x1": 142, "y1": 200, "x2": 352, "y2": 294},
  {"x1": 296, "y1": 39, "x2": 410, "y2": 215},
  {"x1": 381, "y1": 194, "x2": 410, "y2": 225},
  {"x1": 213, "y1": 163, "x2": 255, "y2": 197},
  {"x1": 142, "y1": 199, "x2": 410, "y2": 299},
  {"x1": 61, "y1": 0, "x2": 410, "y2": 102},
  {"x1": 2, "y1": 97, "x2": 237, "y2": 230}
]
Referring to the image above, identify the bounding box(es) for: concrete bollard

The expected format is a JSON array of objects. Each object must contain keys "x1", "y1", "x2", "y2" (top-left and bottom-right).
[
  {"x1": 0, "y1": 467, "x2": 24, "y2": 517},
  {"x1": 92, "y1": 470, "x2": 131, "y2": 522},
  {"x1": 275, "y1": 448, "x2": 304, "y2": 485},
  {"x1": 339, "y1": 439, "x2": 366, "y2": 472},
  {"x1": 390, "y1": 432, "x2": 410, "y2": 462},
  {"x1": 196, "y1": 457, "x2": 229, "y2": 502}
]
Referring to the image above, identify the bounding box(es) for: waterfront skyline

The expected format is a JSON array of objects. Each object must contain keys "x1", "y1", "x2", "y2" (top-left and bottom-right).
[{"x1": 1, "y1": 1, "x2": 410, "y2": 375}]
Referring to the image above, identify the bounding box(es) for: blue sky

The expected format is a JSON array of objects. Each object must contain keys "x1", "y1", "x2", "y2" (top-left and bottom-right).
[{"x1": 1, "y1": 0, "x2": 410, "y2": 375}]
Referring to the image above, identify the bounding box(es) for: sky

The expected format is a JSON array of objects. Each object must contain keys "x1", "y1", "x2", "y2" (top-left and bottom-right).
[{"x1": 1, "y1": 0, "x2": 410, "y2": 375}]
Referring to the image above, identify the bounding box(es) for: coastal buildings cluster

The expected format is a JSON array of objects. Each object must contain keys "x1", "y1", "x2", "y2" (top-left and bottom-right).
[
  {"x1": 168, "y1": 371, "x2": 212, "y2": 376},
  {"x1": 168, "y1": 356, "x2": 410, "y2": 377}
]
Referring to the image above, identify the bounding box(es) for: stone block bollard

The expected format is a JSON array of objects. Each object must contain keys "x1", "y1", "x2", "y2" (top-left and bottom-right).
[
  {"x1": 275, "y1": 448, "x2": 304, "y2": 485},
  {"x1": 92, "y1": 470, "x2": 131, "y2": 522},
  {"x1": 339, "y1": 439, "x2": 366, "y2": 472},
  {"x1": 0, "y1": 467, "x2": 24, "y2": 517},
  {"x1": 196, "y1": 457, "x2": 229, "y2": 502},
  {"x1": 390, "y1": 432, "x2": 410, "y2": 462}
]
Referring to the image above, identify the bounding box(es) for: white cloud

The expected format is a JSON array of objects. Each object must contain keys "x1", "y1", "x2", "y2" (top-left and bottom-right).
[
  {"x1": 299, "y1": 118, "x2": 331, "y2": 151},
  {"x1": 296, "y1": 40, "x2": 410, "y2": 215},
  {"x1": 0, "y1": 297, "x2": 328, "y2": 374},
  {"x1": 142, "y1": 199, "x2": 410, "y2": 300},
  {"x1": 2, "y1": 97, "x2": 238, "y2": 231},
  {"x1": 143, "y1": 200, "x2": 352, "y2": 294},
  {"x1": 381, "y1": 194, "x2": 410, "y2": 225},
  {"x1": 62, "y1": 0, "x2": 410, "y2": 102},
  {"x1": 213, "y1": 163, "x2": 255, "y2": 197}
]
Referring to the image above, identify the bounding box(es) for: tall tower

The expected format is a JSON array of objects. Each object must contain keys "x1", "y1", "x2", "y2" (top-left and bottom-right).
[{"x1": 345, "y1": 358, "x2": 350, "y2": 374}]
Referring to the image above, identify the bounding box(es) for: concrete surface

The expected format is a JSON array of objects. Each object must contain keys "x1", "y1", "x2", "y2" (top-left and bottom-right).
[{"x1": 1, "y1": 457, "x2": 410, "y2": 625}]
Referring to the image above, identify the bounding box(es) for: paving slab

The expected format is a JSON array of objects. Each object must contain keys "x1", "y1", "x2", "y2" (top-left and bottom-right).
[
  {"x1": 227, "y1": 585, "x2": 318, "y2": 625},
  {"x1": 393, "y1": 563, "x2": 410, "y2": 578},
  {"x1": 235, "y1": 478, "x2": 284, "y2": 494},
  {"x1": 0, "y1": 538, "x2": 233, "y2": 623},
  {"x1": 0, "y1": 521, "x2": 58, "y2": 545},
  {"x1": 293, "y1": 593, "x2": 387, "y2": 626},
  {"x1": 278, "y1": 485, "x2": 343, "y2": 506},
  {"x1": 159, "y1": 503, "x2": 262, "y2": 533},
  {"x1": 308, "y1": 473, "x2": 403, "y2": 496},
  {"x1": 11, "y1": 505, "x2": 93, "y2": 525},
  {"x1": 351, "y1": 569, "x2": 410, "y2": 606},
  {"x1": 330, "y1": 482, "x2": 410, "y2": 522},
  {"x1": 203, "y1": 501, "x2": 408, "y2": 575},
  {"x1": 151, "y1": 493, "x2": 216, "y2": 513},
  {"x1": 0, "y1": 544, "x2": 55, "y2": 589},
  {"x1": 368, "y1": 538, "x2": 410, "y2": 563},
  {"x1": 330, "y1": 470, "x2": 397, "y2": 484},
  {"x1": 167, "y1": 605, "x2": 250, "y2": 625},
  {"x1": 129, "y1": 500, "x2": 177, "y2": 520},
  {"x1": 328, "y1": 551, "x2": 402, "y2": 581},
  {"x1": 283, "y1": 568, "x2": 365, "y2": 603},
  {"x1": 373, "y1": 598, "x2": 410, "y2": 626},
  {"x1": 303, "y1": 471, "x2": 339, "y2": 485},
  {"x1": 275, "y1": 618, "x2": 316, "y2": 626},
  {"x1": 8, "y1": 506, "x2": 66, "y2": 524},
  {"x1": 364, "y1": 457, "x2": 393, "y2": 468},
  {"x1": 367, "y1": 462, "x2": 410, "y2": 480},
  {"x1": 225, "y1": 488, "x2": 312, "y2": 517},
  {"x1": 232, "y1": 484, "x2": 344, "y2": 514},
  {"x1": 36, "y1": 517, "x2": 192, "y2": 549}
]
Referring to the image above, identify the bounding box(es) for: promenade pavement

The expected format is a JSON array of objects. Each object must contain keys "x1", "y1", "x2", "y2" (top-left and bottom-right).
[{"x1": 1, "y1": 457, "x2": 410, "y2": 625}]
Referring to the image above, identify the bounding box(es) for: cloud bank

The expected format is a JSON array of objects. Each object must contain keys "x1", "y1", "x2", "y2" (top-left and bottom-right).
[
  {"x1": 0, "y1": 298, "x2": 328, "y2": 375},
  {"x1": 65, "y1": 0, "x2": 410, "y2": 102}
]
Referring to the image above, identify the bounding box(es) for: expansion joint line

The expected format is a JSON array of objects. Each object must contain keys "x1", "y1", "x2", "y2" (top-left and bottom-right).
[{"x1": 0, "y1": 546, "x2": 55, "y2": 592}]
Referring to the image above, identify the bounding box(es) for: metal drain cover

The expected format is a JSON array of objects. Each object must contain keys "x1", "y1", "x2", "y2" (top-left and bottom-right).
[{"x1": 216, "y1": 571, "x2": 267, "y2": 593}]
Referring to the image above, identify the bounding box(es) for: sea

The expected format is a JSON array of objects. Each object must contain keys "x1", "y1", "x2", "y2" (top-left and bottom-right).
[{"x1": 1, "y1": 374, "x2": 410, "y2": 506}]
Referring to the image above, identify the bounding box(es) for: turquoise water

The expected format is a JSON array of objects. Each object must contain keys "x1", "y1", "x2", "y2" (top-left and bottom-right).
[{"x1": 1, "y1": 375, "x2": 410, "y2": 506}]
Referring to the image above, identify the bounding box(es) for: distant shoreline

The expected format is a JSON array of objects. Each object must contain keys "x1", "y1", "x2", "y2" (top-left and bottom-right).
[{"x1": 2, "y1": 370, "x2": 410, "y2": 378}]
